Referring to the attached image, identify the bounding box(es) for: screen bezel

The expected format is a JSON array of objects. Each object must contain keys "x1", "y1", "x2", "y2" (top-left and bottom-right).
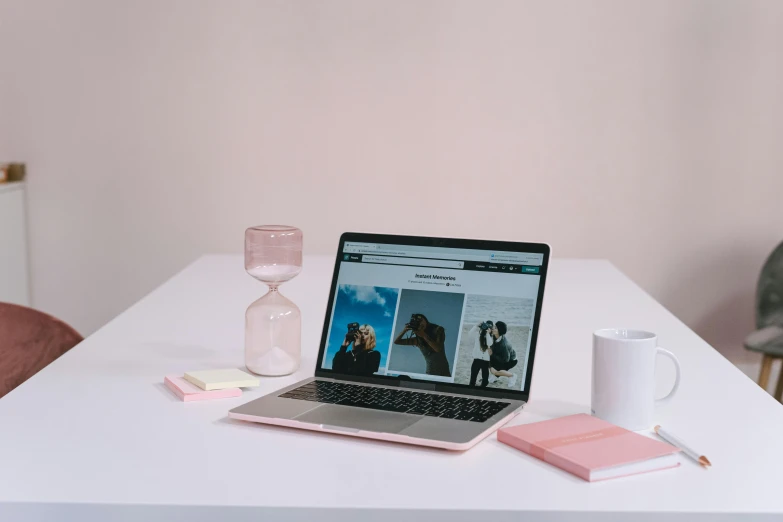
[{"x1": 314, "y1": 232, "x2": 550, "y2": 402}]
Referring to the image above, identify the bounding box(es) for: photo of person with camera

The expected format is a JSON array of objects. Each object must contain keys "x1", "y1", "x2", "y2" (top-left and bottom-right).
[
  {"x1": 332, "y1": 322, "x2": 381, "y2": 376},
  {"x1": 393, "y1": 313, "x2": 451, "y2": 377},
  {"x1": 321, "y1": 285, "x2": 399, "y2": 376},
  {"x1": 386, "y1": 289, "x2": 463, "y2": 378},
  {"x1": 467, "y1": 320, "x2": 493, "y2": 387}
]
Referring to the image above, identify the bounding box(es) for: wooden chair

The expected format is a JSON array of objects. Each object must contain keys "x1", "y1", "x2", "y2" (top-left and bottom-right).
[
  {"x1": 744, "y1": 241, "x2": 783, "y2": 401},
  {"x1": 0, "y1": 302, "x2": 83, "y2": 399}
]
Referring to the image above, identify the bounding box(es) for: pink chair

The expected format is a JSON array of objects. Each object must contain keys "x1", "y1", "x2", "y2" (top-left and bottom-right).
[{"x1": 0, "y1": 302, "x2": 83, "y2": 399}]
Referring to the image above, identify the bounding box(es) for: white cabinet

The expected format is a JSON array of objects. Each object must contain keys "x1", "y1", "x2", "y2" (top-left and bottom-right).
[{"x1": 0, "y1": 182, "x2": 30, "y2": 306}]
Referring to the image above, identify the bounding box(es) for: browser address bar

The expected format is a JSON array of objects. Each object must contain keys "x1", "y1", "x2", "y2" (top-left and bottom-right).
[{"x1": 362, "y1": 255, "x2": 464, "y2": 269}]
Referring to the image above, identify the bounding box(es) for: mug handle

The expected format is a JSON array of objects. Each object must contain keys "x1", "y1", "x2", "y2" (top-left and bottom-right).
[{"x1": 655, "y1": 347, "x2": 681, "y2": 404}]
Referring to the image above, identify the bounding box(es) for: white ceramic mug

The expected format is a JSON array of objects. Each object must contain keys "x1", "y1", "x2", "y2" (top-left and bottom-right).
[{"x1": 591, "y1": 329, "x2": 681, "y2": 431}]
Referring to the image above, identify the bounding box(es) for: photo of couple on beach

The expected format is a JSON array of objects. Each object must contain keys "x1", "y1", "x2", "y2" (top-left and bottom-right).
[{"x1": 453, "y1": 294, "x2": 535, "y2": 390}]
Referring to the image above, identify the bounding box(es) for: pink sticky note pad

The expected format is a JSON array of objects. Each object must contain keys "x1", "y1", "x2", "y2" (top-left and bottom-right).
[{"x1": 165, "y1": 375, "x2": 242, "y2": 402}]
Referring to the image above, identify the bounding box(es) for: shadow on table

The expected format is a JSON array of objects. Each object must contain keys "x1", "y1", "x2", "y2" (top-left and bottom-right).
[
  {"x1": 213, "y1": 416, "x2": 464, "y2": 456},
  {"x1": 153, "y1": 382, "x2": 180, "y2": 402}
]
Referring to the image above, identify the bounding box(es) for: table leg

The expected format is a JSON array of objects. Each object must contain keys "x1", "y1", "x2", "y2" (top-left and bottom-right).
[
  {"x1": 775, "y1": 365, "x2": 783, "y2": 402},
  {"x1": 759, "y1": 354, "x2": 774, "y2": 392}
]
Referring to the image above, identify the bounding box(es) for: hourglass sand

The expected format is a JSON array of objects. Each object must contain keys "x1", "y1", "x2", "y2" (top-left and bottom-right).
[{"x1": 244, "y1": 225, "x2": 302, "y2": 376}]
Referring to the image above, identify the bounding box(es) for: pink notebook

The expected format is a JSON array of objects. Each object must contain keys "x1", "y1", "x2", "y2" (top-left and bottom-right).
[
  {"x1": 164, "y1": 375, "x2": 242, "y2": 402},
  {"x1": 498, "y1": 414, "x2": 681, "y2": 482}
]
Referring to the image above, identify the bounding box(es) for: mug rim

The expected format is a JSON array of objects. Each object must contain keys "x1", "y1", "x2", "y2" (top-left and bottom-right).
[{"x1": 594, "y1": 328, "x2": 656, "y2": 341}]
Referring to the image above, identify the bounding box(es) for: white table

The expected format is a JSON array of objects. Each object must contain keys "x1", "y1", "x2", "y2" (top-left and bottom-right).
[{"x1": 2, "y1": 255, "x2": 782, "y2": 521}]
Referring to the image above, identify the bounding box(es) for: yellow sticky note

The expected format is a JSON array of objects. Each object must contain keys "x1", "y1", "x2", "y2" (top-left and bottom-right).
[{"x1": 183, "y1": 369, "x2": 260, "y2": 391}]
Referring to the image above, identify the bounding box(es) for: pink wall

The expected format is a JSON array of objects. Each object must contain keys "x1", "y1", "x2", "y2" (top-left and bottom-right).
[{"x1": 1, "y1": 0, "x2": 782, "y2": 358}]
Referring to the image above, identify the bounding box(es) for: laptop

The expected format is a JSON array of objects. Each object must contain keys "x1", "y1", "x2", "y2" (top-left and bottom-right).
[{"x1": 229, "y1": 233, "x2": 550, "y2": 450}]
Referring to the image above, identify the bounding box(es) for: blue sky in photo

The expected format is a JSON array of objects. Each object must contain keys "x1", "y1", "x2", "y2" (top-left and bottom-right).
[{"x1": 322, "y1": 285, "x2": 400, "y2": 372}]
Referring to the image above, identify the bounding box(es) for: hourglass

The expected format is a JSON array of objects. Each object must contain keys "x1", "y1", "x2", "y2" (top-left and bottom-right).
[{"x1": 244, "y1": 225, "x2": 302, "y2": 376}]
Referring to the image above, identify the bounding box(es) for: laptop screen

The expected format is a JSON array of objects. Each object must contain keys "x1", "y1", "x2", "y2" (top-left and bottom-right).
[{"x1": 317, "y1": 236, "x2": 547, "y2": 395}]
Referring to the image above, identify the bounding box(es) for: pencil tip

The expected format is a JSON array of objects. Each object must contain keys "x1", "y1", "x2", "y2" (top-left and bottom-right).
[
  {"x1": 699, "y1": 456, "x2": 712, "y2": 467},
  {"x1": 653, "y1": 425, "x2": 660, "y2": 433}
]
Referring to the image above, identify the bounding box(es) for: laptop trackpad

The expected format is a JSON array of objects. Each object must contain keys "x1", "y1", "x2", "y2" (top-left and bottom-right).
[{"x1": 295, "y1": 405, "x2": 420, "y2": 434}]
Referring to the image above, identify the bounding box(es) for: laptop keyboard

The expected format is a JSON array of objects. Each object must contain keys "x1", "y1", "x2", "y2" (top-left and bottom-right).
[{"x1": 279, "y1": 380, "x2": 509, "y2": 423}]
